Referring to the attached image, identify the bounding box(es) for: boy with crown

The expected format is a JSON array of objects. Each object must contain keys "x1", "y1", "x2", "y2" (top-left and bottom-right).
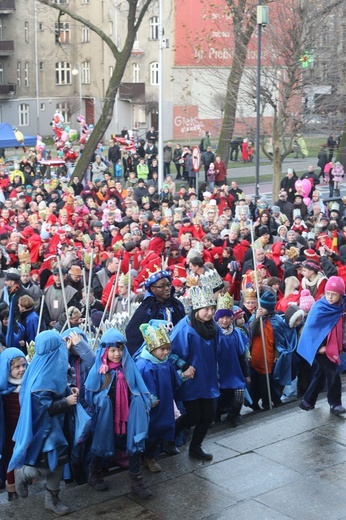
[
  {"x1": 135, "y1": 321, "x2": 182, "y2": 473},
  {"x1": 169, "y1": 283, "x2": 219, "y2": 461},
  {"x1": 214, "y1": 293, "x2": 250, "y2": 427}
]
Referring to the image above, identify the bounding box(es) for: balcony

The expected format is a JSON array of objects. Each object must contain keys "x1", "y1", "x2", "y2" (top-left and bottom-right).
[
  {"x1": 119, "y1": 83, "x2": 145, "y2": 103},
  {"x1": 0, "y1": 0, "x2": 15, "y2": 14},
  {"x1": 0, "y1": 40, "x2": 14, "y2": 55},
  {"x1": 0, "y1": 84, "x2": 16, "y2": 98}
]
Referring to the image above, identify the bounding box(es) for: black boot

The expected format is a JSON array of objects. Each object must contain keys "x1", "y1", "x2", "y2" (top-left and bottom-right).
[
  {"x1": 129, "y1": 472, "x2": 152, "y2": 498},
  {"x1": 164, "y1": 440, "x2": 180, "y2": 456},
  {"x1": 88, "y1": 459, "x2": 109, "y2": 491},
  {"x1": 189, "y1": 445, "x2": 213, "y2": 461}
]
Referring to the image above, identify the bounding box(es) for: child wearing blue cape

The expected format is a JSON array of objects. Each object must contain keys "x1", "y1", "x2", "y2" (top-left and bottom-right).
[
  {"x1": 297, "y1": 276, "x2": 346, "y2": 415},
  {"x1": 135, "y1": 321, "x2": 182, "y2": 473},
  {"x1": 214, "y1": 294, "x2": 250, "y2": 427},
  {"x1": 0, "y1": 347, "x2": 27, "y2": 501},
  {"x1": 8, "y1": 330, "x2": 81, "y2": 516},
  {"x1": 84, "y1": 328, "x2": 152, "y2": 498}
]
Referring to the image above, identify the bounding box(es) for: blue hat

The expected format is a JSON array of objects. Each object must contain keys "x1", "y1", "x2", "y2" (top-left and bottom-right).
[
  {"x1": 259, "y1": 291, "x2": 276, "y2": 313},
  {"x1": 144, "y1": 270, "x2": 171, "y2": 291}
]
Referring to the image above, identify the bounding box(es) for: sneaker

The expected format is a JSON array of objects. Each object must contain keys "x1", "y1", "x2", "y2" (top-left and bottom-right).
[
  {"x1": 299, "y1": 399, "x2": 315, "y2": 411},
  {"x1": 143, "y1": 458, "x2": 162, "y2": 473},
  {"x1": 330, "y1": 405, "x2": 346, "y2": 416}
]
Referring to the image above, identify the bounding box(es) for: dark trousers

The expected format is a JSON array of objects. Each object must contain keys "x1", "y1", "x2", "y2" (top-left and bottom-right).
[
  {"x1": 303, "y1": 354, "x2": 341, "y2": 408},
  {"x1": 250, "y1": 368, "x2": 282, "y2": 410},
  {"x1": 175, "y1": 163, "x2": 182, "y2": 179},
  {"x1": 164, "y1": 162, "x2": 171, "y2": 178},
  {"x1": 216, "y1": 388, "x2": 244, "y2": 419},
  {"x1": 175, "y1": 398, "x2": 216, "y2": 448}
]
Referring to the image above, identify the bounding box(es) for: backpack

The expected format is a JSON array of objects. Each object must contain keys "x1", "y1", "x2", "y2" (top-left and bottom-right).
[{"x1": 199, "y1": 138, "x2": 205, "y2": 152}]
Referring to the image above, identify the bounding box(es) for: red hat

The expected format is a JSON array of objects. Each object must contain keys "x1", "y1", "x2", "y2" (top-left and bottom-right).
[
  {"x1": 172, "y1": 279, "x2": 184, "y2": 288},
  {"x1": 325, "y1": 276, "x2": 345, "y2": 296},
  {"x1": 304, "y1": 249, "x2": 320, "y2": 263}
]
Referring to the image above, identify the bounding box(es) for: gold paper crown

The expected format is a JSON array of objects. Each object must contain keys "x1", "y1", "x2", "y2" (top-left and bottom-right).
[
  {"x1": 112, "y1": 241, "x2": 124, "y2": 252},
  {"x1": 190, "y1": 284, "x2": 215, "y2": 310},
  {"x1": 244, "y1": 288, "x2": 257, "y2": 300},
  {"x1": 200, "y1": 270, "x2": 224, "y2": 291},
  {"x1": 250, "y1": 270, "x2": 262, "y2": 283},
  {"x1": 139, "y1": 323, "x2": 171, "y2": 352},
  {"x1": 18, "y1": 250, "x2": 31, "y2": 265},
  {"x1": 216, "y1": 292, "x2": 234, "y2": 311},
  {"x1": 186, "y1": 273, "x2": 199, "y2": 287},
  {"x1": 19, "y1": 263, "x2": 31, "y2": 274},
  {"x1": 119, "y1": 272, "x2": 129, "y2": 286},
  {"x1": 230, "y1": 222, "x2": 240, "y2": 234}
]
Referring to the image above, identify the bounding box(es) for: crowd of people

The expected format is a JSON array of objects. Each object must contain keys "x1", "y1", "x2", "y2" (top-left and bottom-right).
[{"x1": 0, "y1": 131, "x2": 346, "y2": 516}]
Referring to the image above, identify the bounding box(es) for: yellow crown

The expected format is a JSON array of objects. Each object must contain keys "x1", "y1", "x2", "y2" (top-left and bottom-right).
[
  {"x1": 186, "y1": 273, "x2": 199, "y2": 287},
  {"x1": 190, "y1": 284, "x2": 215, "y2": 310},
  {"x1": 119, "y1": 272, "x2": 129, "y2": 286},
  {"x1": 216, "y1": 292, "x2": 234, "y2": 311},
  {"x1": 140, "y1": 323, "x2": 171, "y2": 352},
  {"x1": 19, "y1": 263, "x2": 31, "y2": 274},
  {"x1": 244, "y1": 288, "x2": 257, "y2": 300}
]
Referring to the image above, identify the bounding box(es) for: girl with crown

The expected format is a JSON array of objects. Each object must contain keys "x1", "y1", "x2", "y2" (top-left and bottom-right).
[
  {"x1": 84, "y1": 328, "x2": 152, "y2": 498},
  {"x1": 135, "y1": 321, "x2": 182, "y2": 472},
  {"x1": 169, "y1": 283, "x2": 219, "y2": 461}
]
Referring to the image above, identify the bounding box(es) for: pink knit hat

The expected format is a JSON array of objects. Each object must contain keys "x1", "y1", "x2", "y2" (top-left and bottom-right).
[
  {"x1": 325, "y1": 276, "x2": 345, "y2": 296},
  {"x1": 299, "y1": 290, "x2": 315, "y2": 313}
]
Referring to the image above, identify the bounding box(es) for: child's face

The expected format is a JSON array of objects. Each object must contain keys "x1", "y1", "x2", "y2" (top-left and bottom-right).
[
  {"x1": 218, "y1": 316, "x2": 233, "y2": 329},
  {"x1": 151, "y1": 345, "x2": 171, "y2": 361},
  {"x1": 325, "y1": 291, "x2": 341, "y2": 305},
  {"x1": 10, "y1": 358, "x2": 27, "y2": 379},
  {"x1": 244, "y1": 299, "x2": 257, "y2": 311},
  {"x1": 235, "y1": 316, "x2": 245, "y2": 327},
  {"x1": 107, "y1": 346, "x2": 124, "y2": 363},
  {"x1": 196, "y1": 306, "x2": 215, "y2": 322}
]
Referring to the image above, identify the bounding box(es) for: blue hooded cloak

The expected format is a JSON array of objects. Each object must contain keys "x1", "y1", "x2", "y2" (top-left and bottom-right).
[{"x1": 84, "y1": 328, "x2": 151, "y2": 456}]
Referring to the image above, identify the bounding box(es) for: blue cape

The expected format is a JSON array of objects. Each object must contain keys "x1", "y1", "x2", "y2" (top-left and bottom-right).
[
  {"x1": 297, "y1": 296, "x2": 346, "y2": 365},
  {"x1": 9, "y1": 331, "x2": 70, "y2": 471},
  {"x1": 84, "y1": 328, "x2": 151, "y2": 456}
]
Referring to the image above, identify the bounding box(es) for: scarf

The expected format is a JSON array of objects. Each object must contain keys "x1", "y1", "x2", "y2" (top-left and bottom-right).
[
  {"x1": 8, "y1": 376, "x2": 22, "y2": 393},
  {"x1": 112, "y1": 364, "x2": 130, "y2": 435},
  {"x1": 326, "y1": 316, "x2": 343, "y2": 364},
  {"x1": 190, "y1": 311, "x2": 217, "y2": 340}
]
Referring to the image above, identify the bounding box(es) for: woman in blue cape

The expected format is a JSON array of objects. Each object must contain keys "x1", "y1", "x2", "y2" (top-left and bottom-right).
[
  {"x1": 84, "y1": 328, "x2": 152, "y2": 498},
  {"x1": 297, "y1": 276, "x2": 346, "y2": 415},
  {"x1": 8, "y1": 330, "x2": 81, "y2": 516}
]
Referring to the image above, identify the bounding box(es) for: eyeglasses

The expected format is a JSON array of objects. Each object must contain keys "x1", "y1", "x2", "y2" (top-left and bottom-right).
[{"x1": 151, "y1": 282, "x2": 171, "y2": 290}]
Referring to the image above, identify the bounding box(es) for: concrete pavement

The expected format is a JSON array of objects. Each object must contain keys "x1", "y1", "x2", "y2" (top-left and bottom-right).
[{"x1": 2, "y1": 389, "x2": 346, "y2": 520}]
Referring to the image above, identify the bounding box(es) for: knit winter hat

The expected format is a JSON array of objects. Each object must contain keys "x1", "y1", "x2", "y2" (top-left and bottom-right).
[
  {"x1": 259, "y1": 291, "x2": 276, "y2": 313},
  {"x1": 215, "y1": 308, "x2": 234, "y2": 321},
  {"x1": 302, "y1": 260, "x2": 320, "y2": 273},
  {"x1": 233, "y1": 306, "x2": 245, "y2": 321},
  {"x1": 299, "y1": 290, "x2": 315, "y2": 313},
  {"x1": 325, "y1": 276, "x2": 345, "y2": 296},
  {"x1": 304, "y1": 249, "x2": 320, "y2": 263},
  {"x1": 285, "y1": 304, "x2": 305, "y2": 328}
]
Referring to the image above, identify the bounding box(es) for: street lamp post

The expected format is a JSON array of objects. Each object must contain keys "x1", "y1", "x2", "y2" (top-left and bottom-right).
[
  {"x1": 158, "y1": 0, "x2": 164, "y2": 192},
  {"x1": 255, "y1": 2, "x2": 268, "y2": 199},
  {"x1": 72, "y1": 64, "x2": 82, "y2": 114}
]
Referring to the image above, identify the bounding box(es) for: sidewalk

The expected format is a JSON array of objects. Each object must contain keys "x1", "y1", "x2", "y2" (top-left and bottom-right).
[{"x1": 2, "y1": 391, "x2": 346, "y2": 520}]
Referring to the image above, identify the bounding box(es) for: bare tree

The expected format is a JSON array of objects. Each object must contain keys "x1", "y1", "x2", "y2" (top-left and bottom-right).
[
  {"x1": 239, "y1": 0, "x2": 345, "y2": 198},
  {"x1": 38, "y1": 0, "x2": 154, "y2": 181}
]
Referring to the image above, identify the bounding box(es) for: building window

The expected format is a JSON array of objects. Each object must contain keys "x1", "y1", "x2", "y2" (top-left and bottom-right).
[
  {"x1": 82, "y1": 25, "x2": 90, "y2": 42},
  {"x1": 150, "y1": 16, "x2": 159, "y2": 40},
  {"x1": 83, "y1": 0, "x2": 90, "y2": 3},
  {"x1": 55, "y1": 62, "x2": 71, "y2": 85},
  {"x1": 54, "y1": 0, "x2": 69, "y2": 4},
  {"x1": 18, "y1": 104, "x2": 30, "y2": 126},
  {"x1": 39, "y1": 22, "x2": 43, "y2": 31},
  {"x1": 132, "y1": 63, "x2": 140, "y2": 83},
  {"x1": 109, "y1": 66, "x2": 113, "y2": 78},
  {"x1": 17, "y1": 62, "x2": 21, "y2": 87},
  {"x1": 56, "y1": 102, "x2": 70, "y2": 123},
  {"x1": 150, "y1": 62, "x2": 159, "y2": 85},
  {"x1": 109, "y1": 21, "x2": 113, "y2": 35},
  {"x1": 82, "y1": 61, "x2": 90, "y2": 84},
  {"x1": 0, "y1": 63, "x2": 3, "y2": 84},
  {"x1": 39, "y1": 62, "x2": 44, "y2": 70},
  {"x1": 133, "y1": 33, "x2": 139, "y2": 51},
  {"x1": 55, "y1": 22, "x2": 70, "y2": 44},
  {"x1": 25, "y1": 22, "x2": 29, "y2": 43},
  {"x1": 24, "y1": 62, "x2": 29, "y2": 87},
  {"x1": 0, "y1": 19, "x2": 3, "y2": 39},
  {"x1": 41, "y1": 103, "x2": 45, "y2": 110}
]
